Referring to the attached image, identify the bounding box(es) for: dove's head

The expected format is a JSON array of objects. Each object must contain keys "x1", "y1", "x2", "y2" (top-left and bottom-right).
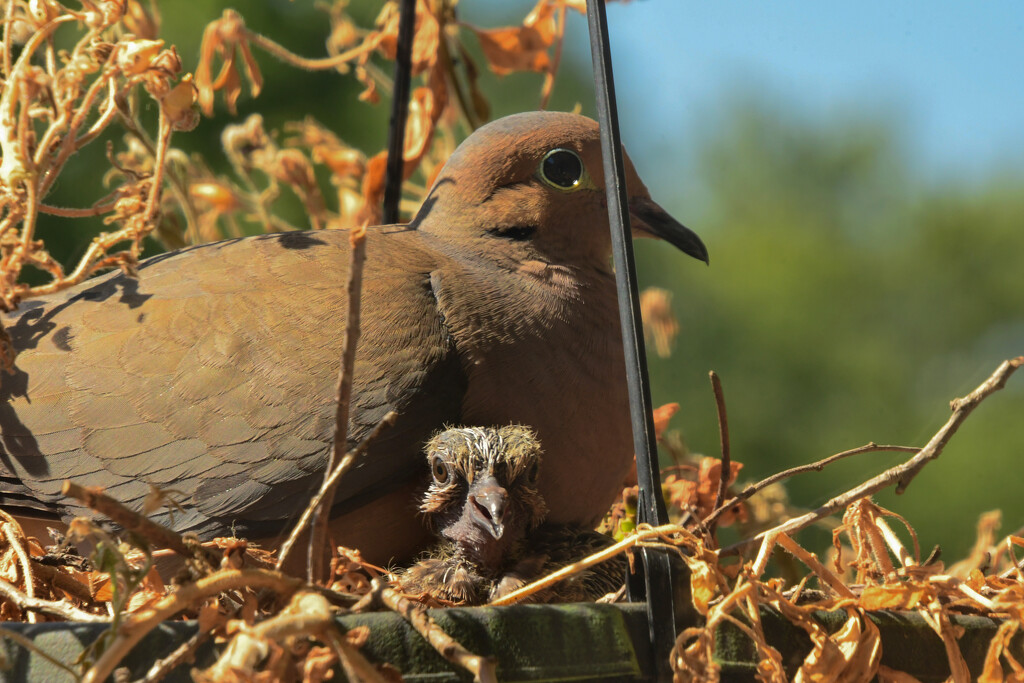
[
  {"x1": 414, "y1": 111, "x2": 708, "y2": 270},
  {"x1": 419, "y1": 425, "x2": 547, "y2": 572}
]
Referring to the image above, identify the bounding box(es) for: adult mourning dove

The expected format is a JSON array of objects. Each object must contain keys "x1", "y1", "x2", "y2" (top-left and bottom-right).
[
  {"x1": 398, "y1": 426, "x2": 624, "y2": 605},
  {"x1": 0, "y1": 111, "x2": 707, "y2": 564}
]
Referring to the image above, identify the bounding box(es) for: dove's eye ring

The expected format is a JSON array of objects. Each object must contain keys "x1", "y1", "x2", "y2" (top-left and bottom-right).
[
  {"x1": 539, "y1": 148, "x2": 584, "y2": 190},
  {"x1": 430, "y1": 456, "x2": 453, "y2": 485}
]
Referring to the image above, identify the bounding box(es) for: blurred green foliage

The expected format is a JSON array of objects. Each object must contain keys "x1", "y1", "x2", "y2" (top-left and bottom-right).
[
  {"x1": 33, "y1": 1, "x2": 1023, "y2": 561},
  {"x1": 642, "y1": 100, "x2": 1024, "y2": 560}
]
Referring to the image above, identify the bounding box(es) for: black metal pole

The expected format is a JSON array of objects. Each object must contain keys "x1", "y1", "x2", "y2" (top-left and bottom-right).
[
  {"x1": 382, "y1": 0, "x2": 416, "y2": 225},
  {"x1": 585, "y1": 0, "x2": 679, "y2": 677}
]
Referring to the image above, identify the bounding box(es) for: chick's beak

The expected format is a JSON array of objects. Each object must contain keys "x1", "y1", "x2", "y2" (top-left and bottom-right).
[
  {"x1": 629, "y1": 196, "x2": 709, "y2": 265},
  {"x1": 469, "y1": 475, "x2": 507, "y2": 540}
]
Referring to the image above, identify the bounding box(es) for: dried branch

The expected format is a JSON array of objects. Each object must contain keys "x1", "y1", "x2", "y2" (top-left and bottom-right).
[
  {"x1": 0, "y1": 576, "x2": 106, "y2": 622},
  {"x1": 896, "y1": 356, "x2": 1023, "y2": 493},
  {"x1": 750, "y1": 531, "x2": 856, "y2": 599},
  {"x1": 707, "y1": 371, "x2": 731, "y2": 542},
  {"x1": 61, "y1": 481, "x2": 218, "y2": 570},
  {"x1": 275, "y1": 410, "x2": 398, "y2": 574},
  {"x1": 137, "y1": 627, "x2": 212, "y2": 683},
  {"x1": 1, "y1": 514, "x2": 37, "y2": 623},
  {"x1": 489, "y1": 522, "x2": 688, "y2": 607},
  {"x1": 309, "y1": 226, "x2": 368, "y2": 584},
  {"x1": 703, "y1": 443, "x2": 919, "y2": 530},
  {"x1": 724, "y1": 357, "x2": 1023, "y2": 556},
  {"x1": 30, "y1": 560, "x2": 95, "y2": 604},
  {"x1": 82, "y1": 568, "x2": 304, "y2": 683}
]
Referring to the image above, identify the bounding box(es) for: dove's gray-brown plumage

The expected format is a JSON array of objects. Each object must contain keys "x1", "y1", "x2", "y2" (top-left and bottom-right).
[
  {"x1": 397, "y1": 426, "x2": 624, "y2": 605},
  {"x1": 0, "y1": 112, "x2": 707, "y2": 564}
]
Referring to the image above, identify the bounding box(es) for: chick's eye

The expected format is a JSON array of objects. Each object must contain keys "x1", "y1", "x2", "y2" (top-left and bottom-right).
[
  {"x1": 431, "y1": 456, "x2": 452, "y2": 485},
  {"x1": 540, "y1": 148, "x2": 583, "y2": 189}
]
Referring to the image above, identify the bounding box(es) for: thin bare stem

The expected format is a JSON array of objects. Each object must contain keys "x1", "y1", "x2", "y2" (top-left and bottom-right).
[
  {"x1": 2, "y1": 0, "x2": 14, "y2": 76},
  {"x1": 30, "y1": 561, "x2": 95, "y2": 604},
  {"x1": 139, "y1": 628, "x2": 212, "y2": 683},
  {"x1": 308, "y1": 227, "x2": 368, "y2": 583},
  {"x1": 275, "y1": 410, "x2": 398, "y2": 573},
  {"x1": 490, "y1": 523, "x2": 686, "y2": 606},
  {"x1": 39, "y1": 197, "x2": 118, "y2": 217},
  {"x1": 703, "y1": 443, "x2": 919, "y2": 530},
  {"x1": 438, "y1": 9, "x2": 478, "y2": 131},
  {"x1": 708, "y1": 371, "x2": 731, "y2": 543},
  {"x1": 72, "y1": 79, "x2": 121, "y2": 149},
  {"x1": 245, "y1": 28, "x2": 378, "y2": 72},
  {"x1": 723, "y1": 357, "x2": 1023, "y2": 556},
  {"x1": 0, "y1": 576, "x2": 107, "y2": 622},
  {"x1": 37, "y1": 55, "x2": 119, "y2": 198},
  {"x1": 0, "y1": 512, "x2": 37, "y2": 624},
  {"x1": 139, "y1": 108, "x2": 174, "y2": 248},
  {"x1": 62, "y1": 481, "x2": 218, "y2": 569},
  {"x1": 538, "y1": 4, "x2": 565, "y2": 110}
]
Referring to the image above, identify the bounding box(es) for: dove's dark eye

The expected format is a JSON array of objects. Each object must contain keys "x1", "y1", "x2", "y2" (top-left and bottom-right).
[
  {"x1": 540, "y1": 148, "x2": 583, "y2": 189},
  {"x1": 431, "y1": 456, "x2": 453, "y2": 485}
]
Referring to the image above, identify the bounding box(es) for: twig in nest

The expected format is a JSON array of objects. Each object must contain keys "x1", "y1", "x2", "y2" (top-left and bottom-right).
[
  {"x1": 0, "y1": 576, "x2": 107, "y2": 622},
  {"x1": 30, "y1": 560, "x2": 95, "y2": 604},
  {"x1": 309, "y1": 226, "x2": 369, "y2": 584},
  {"x1": 61, "y1": 481, "x2": 219, "y2": 570},
  {"x1": 201, "y1": 591, "x2": 391, "y2": 683},
  {"x1": 0, "y1": 512, "x2": 37, "y2": 623},
  {"x1": 708, "y1": 371, "x2": 731, "y2": 543},
  {"x1": 750, "y1": 531, "x2": 856, "y2": 599},
  {"x1": 81, "y1": 568, "x2": 304, "y2": 683},
  {"x1": 489, "y1": 523, "x2": 688, "y2": 607},
  {"x1": 895, "y1": 356, "x2": 1022, "y2": 493},
  {"x1": 704, "y1": 442, "x2": 919, "y2": 529},
  {"x1": 723, "y1": 357, "x2": 1023, "y2": 556},
  {"x1": 370, "y1": 579, "x2": 497, "y2": 683},
  {"x1": 275, "y1": 410, "x2": 398, "y2": 574}
]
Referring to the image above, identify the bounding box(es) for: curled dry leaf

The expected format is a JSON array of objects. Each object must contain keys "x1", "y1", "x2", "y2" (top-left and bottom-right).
[
  {"x1": 470, "y1": 0, "x2": 558, "y2": 75},
  {"x1": 375, "y1": 0, "x2": 440, "y2": 76},
  {"x1": 652, "y1": 402, "x2": 680, "y2": 440},
  {"x1": 663, "y1": 457, "x2": 744, "y2": 522},
  {"x1": 122, "y1": 0, "x2": 159, "y2": 39},
  {"x1": 160, "y1": 74, "x2": 199, "y2": 132},
  {"x1": 117, "y1": 38, "x2": 165, "y2": 75},
  {"x1": 640, "y1": 286, "x2": 680, "y2": 358},
  {"x1": 196, "y1": 9, "x2": 263, "y2": 115}
]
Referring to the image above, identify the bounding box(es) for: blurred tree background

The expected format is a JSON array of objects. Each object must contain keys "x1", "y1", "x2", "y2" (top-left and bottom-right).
[{"x1": 33, "y1": 1, "x2": 1023, "y2": 562}]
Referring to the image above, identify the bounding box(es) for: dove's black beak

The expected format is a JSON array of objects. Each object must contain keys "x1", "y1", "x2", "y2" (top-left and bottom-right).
[
  {"x1": 468, "y1": 475, "x2": 507, "y2": 540},
  {"x1": 629, "y1": 197, "x2": 709, "y2": 265}
]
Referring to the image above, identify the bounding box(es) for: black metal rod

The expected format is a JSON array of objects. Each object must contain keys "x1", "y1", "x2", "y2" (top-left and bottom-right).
[
  {"x1": 585, "y1": 0, "x2": 678, "y2": 675},
  {"x1": 382, "y1": 0, "x2": 416, "y2": 225}
]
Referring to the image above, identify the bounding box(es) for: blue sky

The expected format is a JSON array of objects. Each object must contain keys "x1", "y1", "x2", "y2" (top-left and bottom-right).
[{"x1": 539, "y1": 2, "x2": 1024, "y2": 185}]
